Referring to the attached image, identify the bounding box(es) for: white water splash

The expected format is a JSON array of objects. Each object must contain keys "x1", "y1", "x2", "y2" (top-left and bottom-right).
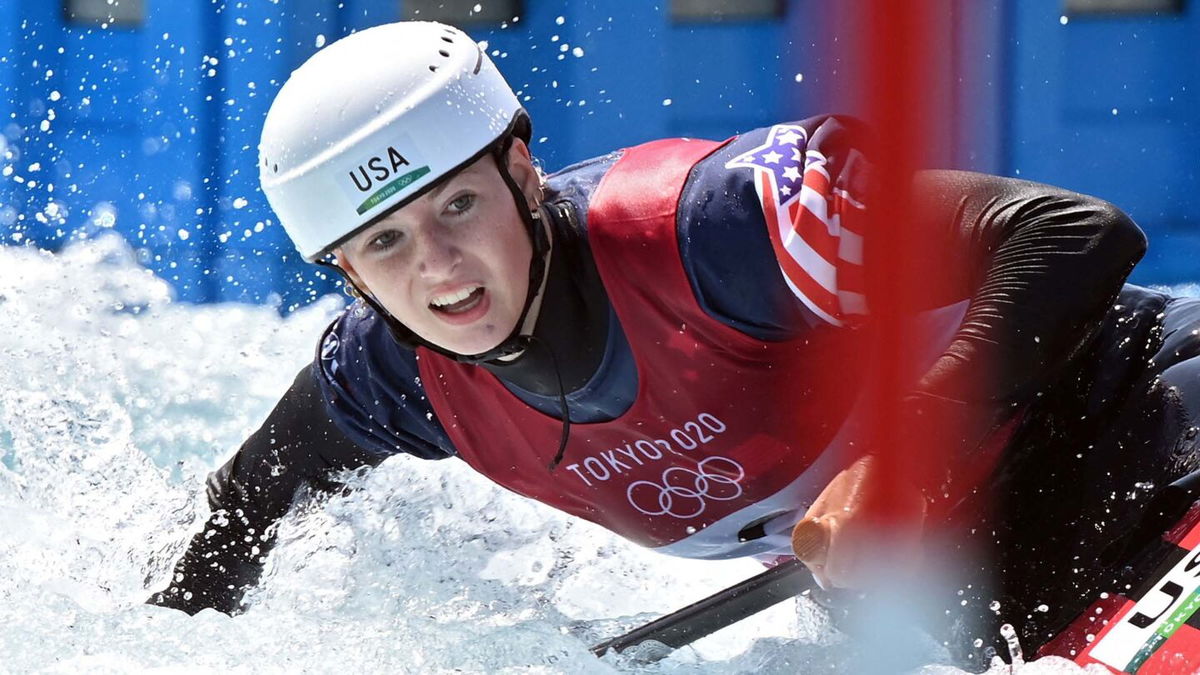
[{"x1": 0, "y1": 236, "x2": 1105, "y2": 673}]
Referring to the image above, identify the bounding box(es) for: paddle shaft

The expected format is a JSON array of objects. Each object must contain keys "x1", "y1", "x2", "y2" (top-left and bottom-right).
[{"x1": 589, "y1": 559, "x2": 817, "y2": 658}]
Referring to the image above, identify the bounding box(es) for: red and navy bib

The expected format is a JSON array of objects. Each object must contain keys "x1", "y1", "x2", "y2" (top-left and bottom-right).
[{"x1": 416, "y1": 138, "x2": 861, "y2": 555}]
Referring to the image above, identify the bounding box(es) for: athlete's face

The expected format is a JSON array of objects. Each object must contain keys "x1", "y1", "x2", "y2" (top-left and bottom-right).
[{"x1": 337, "y1": 140, "x2": 541, "y2": 356}]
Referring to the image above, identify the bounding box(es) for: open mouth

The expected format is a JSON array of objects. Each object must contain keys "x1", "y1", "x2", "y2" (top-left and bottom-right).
[{"x1": 429, "y1": 285, "x2": 485, "y2": 315}]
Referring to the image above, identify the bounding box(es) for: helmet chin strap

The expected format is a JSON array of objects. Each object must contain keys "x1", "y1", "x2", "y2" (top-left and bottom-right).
[{"x1": 319, "y1": 135, "x2": 552, "y2": 366}]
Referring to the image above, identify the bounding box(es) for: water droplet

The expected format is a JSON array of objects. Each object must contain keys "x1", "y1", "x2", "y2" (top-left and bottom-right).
[{"x1": 1000, "y1": 623, "x2": 1024, "y2": 664}]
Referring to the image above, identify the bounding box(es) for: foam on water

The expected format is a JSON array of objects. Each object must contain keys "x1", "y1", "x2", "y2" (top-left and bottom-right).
[{"x1": 0, "y1": 236, "x2": 1105, "y2": 673}]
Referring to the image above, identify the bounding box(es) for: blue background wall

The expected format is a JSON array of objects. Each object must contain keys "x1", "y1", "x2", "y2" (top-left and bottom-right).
[
  {"x1": 0, "y1": 0, "x2": 1196, "y2": 309},
  {"x1": 1006, "y1": 0, "x2": 1200, "y2": 284}
]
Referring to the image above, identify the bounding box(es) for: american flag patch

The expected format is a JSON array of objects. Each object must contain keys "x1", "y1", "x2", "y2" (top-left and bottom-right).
[{"x1": 725, "y1": 124, "x2": 867, "y2": 326}]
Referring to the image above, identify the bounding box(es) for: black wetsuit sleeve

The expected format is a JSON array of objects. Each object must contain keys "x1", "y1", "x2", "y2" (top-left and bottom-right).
[
  {"x1": 896, "y1": 170, "x2": 1147, "y2": 500},
  {"x1": 908, "y1": 170, "x2": 1148, "y2": 406},
  {"x1": 147, "y1": 364, "x2": 383, "y2": 615}
]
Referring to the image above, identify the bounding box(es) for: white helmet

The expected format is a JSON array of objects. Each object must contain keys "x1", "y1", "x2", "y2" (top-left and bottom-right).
[{"x1": 259, "y1": 21, "x2": 528, "y2": 261}]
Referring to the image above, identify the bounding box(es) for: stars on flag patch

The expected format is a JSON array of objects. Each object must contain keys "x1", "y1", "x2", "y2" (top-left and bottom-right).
[{"x1": 725, "y1": 124, "x2": 868, "y2": 326}]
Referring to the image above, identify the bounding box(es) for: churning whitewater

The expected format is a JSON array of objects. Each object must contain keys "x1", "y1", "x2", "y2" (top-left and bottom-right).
[{"x1": 0, "y1": 236, "x2": 1104, "y2": 673}]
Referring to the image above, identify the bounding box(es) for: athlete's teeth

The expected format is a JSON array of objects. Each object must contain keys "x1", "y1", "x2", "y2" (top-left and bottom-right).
[{"x1": 431, "y1": 286, "x2": 478, "y2": 307}]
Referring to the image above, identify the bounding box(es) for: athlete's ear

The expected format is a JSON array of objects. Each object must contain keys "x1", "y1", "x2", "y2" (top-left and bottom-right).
[
  {"x1": 334, "y1": 248, "x2": 372, "y2": 297},
  {"x1": 504, "y1": 137, "x2": 542, "y2": 210}
]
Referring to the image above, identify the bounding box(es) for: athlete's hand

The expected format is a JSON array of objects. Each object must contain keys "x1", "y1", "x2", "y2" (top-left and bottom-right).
[{"x1": 791, "y1": 455, "x2": 927, "y2": 589}]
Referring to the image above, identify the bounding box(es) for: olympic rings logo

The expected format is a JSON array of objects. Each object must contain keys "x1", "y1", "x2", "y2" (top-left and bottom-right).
[{"x1": 626, "y1": 456, "x2": 745, "y2": 519}]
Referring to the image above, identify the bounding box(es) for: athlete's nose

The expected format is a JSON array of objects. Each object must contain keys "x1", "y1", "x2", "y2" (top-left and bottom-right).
[{"x1": 414, "y1": 223, "x2": 461, "y2": 279}]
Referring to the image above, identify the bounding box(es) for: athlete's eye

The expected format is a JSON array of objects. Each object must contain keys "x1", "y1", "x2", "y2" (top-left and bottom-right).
[
  {"x1": 446, "y1": 193, "x2": 475, "y2": 215},
  {"x1": 370, "y1": 229, "x2": 403, "y2": 250}
]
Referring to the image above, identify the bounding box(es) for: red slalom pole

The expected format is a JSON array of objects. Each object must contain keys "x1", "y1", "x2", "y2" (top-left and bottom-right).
[
  {"x1": 831, "y1": 5, "x2": 970, "y2": 669},
  {"x1": 855, "y1": 0, "x2": 956, "y2": 538}
]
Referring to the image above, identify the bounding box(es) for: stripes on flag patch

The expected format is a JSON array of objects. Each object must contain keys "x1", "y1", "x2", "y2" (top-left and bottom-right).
[{"x1": 725, "y1": 124, "x2": 867, "y2": 326}]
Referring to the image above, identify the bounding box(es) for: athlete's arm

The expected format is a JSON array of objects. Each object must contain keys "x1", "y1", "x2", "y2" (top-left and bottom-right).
[
  {"x1": 149, "y1": 301, "x2": 455, "y2": 615},
  {"x1": 147, "y1": 364, "x2": 383, "y2": 615},
  {"x1": 906, "y1": 168, "x2": 1145, "y2": 409},
  {"x1": 796, "y1": 170, "x2": 1145, "y2": 588}
]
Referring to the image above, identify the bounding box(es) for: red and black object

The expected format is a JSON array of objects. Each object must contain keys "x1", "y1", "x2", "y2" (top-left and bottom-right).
[{"x1": 1043, "y1": 472, "x2": 1200, "y2": 673}]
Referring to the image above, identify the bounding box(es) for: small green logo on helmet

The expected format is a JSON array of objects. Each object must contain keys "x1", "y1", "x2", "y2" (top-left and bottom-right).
[{"x1": 355, "y1": 166, "x2": 432, "y2": 215}]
